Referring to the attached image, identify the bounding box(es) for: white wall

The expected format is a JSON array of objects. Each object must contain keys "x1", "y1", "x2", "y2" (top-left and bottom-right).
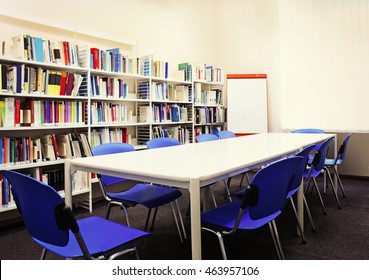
[
  {"x1": 1, "y1": 0, "x2": 368, "y2": 176},
  {"x1": 215, "y1": 0, "x2": 281, "y2": 132},
  {"x1": 0, "y1": 0, "x2": 218, "y2": 76}
]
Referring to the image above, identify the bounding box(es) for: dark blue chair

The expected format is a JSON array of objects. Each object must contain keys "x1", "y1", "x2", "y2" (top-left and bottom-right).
[
  {"x1": 287, "y1": 144, "x2": 316, "y2": 243},
  {"x1": 201, "y1": 156, "x2": 303, "y2": 260},
  {"x1": 195, "y1": 133, "x2": 231, "y2": 206},
  {"x1": 195, "y1": 133, "x2": 219, "y2": 142},
  {"x1": 219, "y1": 130, "x2": 251, "y2": 187},
  {"x1": 0, "y1": 170, "x2": 150, "y2": 260},
  {"x1": 292, "y1": 128, "x2": 325, "y2": 134},
  {"x1": 91, "y1": 142, "x2": 185, "y2": 244},
  {"x1": 323, "y1": 133, "x2": 352, "y2": 198},
  {"x1": 292, "y1": 128, "x2": 325, "y2": 151},
  {"x1": 146, "y1": 137, "x2": 181, "y2": 149},
  {"x1": 218, "y1": 130, "x2": 236, "y2": 139},
  {"x1": 304, "y1": 136, "x2": 341, "y2": 214},
  {"x1": 146, "y1": 137, "x2": 186, "y2": 241}
]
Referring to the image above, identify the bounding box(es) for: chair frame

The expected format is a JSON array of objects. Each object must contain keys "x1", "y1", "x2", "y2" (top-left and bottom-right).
[
  {"x1": 92, "y1": 142, "x2": 186, "y2": 244},
  {"x1": 0, "y1": 170, "x2": 149, "y2": 260},
  {"x1": 201, "y1": 157, "x2": 303, "y2": 260}
]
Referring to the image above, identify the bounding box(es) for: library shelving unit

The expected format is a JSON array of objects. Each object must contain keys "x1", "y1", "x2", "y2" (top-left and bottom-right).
[
  {"x1": 0, "y1": 10, "x2": 225, "y2": 216},
  {"x1": 193, "y1": 65, "x2": 226, "y2": 138}
]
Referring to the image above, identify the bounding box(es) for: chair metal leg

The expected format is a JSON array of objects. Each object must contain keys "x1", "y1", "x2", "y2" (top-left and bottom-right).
[
  {"x1": 325, "y1": 168, "x2": 342, "y2": 209},
  {"x1": 268, "y1": 220, "x2": 284, "y2": 260},
  {"x1": 175, "y1": 200, "x2": 187, "y2": 240},
  {"x1": 312, "y1": 178, "x2": 327, "y2": 215},
  {"x1": 209, "y1": 186, "x2": 218, "y2": 207},
  {"x1": 223, "y1": 179, "x2": 232, "y2": 202},
  {"x1": 333, "y1": 167, "x2": 346, "y2": 197},
  {"x1": 40, "y1": 248, "x2": 47, "y2": 260},
  {"x1": 144, "y1": 208, "x2": 153, "y2": 231},
  {"x1": 289, "y1": 197, "x2": 306, "y2": 244},
  {"x1": 170, "y1": 202, "x2": 184, "y2": 244},
  {"x1": 216, "y1": 232, "x2": 228, "y2": 260},
  {"x1": 303, "y1": 195, "x2": 316, "y2": 232}
]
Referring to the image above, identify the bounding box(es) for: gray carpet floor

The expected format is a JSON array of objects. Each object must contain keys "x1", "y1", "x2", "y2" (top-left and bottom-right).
[{"x1": 1, "y1": 174, "x2": 369, "y2": 260}]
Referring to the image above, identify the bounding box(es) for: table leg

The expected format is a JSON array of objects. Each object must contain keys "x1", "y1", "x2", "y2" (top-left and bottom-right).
[{"x1": 190, "y1": 178, "x2": 201, "y2": 260}]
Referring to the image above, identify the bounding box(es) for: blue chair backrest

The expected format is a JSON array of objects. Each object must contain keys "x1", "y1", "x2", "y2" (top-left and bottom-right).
[
  {"x1": 290, "y1": 144, "x2": 315, "y2": 192},
  {"x1": 196, "y1": 133, "x2": 219, "y2": 142},
  {"x1": 146, "y1": 137, "x2": 181, "y2": 149},
  {"x1": 243, "y1": 157, "x2": 303, "y2": 220},
  {"x1": 0, "y1": 170, "x2": 71, "y2": 247},
  {"x1": 292, "y1": 128, "x2": 325, "y2": 134},
  {"x1": 311, "y1": 137, "x2": 334, "y2": 171},
  {"x1": 91, "y1": 143, "x2": 135, "y2": 186},
  {"x1": 338, "y1": 133, "x2": 352, "y2": 161},
  {"x1": 219, "y1": 130, "x2": 236, "y2": 139}
]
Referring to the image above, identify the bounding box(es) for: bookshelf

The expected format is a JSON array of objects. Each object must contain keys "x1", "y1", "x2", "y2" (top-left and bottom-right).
[{"x1": 0, "y1": 12, "x2": 225, "y2": 215}]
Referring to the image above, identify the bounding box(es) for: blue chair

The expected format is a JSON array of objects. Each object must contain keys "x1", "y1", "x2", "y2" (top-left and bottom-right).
[
  {"x1": 195, "y1": 133, "x2": 231, "y2": 206},
  {"x1": 218, "y1": 130, "x2": 236, "y2": 139},
  {"x1": 146, "y1": 137, "x2": 181, "y2": 149},
  {"x1": 195, "y1": 133, "x2": 219, "y2": 142},
  {"x1": 304, "y1": 136, "x2": 341, "y2": 214},
  {"x1": 287, "y1": 144, "x2": 317, "y2": 243},
  {"x1": 201, "y1": 156, "x2": 303, "y2": 260},
  {"x1": 91, "y1": 142, "x2": 185, "y2": 244},
  {"x1": 0, "y1": 170, "x2": 150, "y2": 260},
  {"x1": 146, "y1": 137, "x2": 186, "y2": 240},
  {"x1": 219, "y1": 130, "x2": 251, "y2": 187},
  {"x1": 292, "y1": 128, "x2": 325, "y2": 151},
  {"x1": 323, "y1": 133, "x2": 352, "y2": 198},
  {"x1": 292, "y1": 128, "x2": 325, "y2": 134}
]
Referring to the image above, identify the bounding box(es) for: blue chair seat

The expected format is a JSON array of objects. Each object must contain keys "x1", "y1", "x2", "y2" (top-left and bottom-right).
[
  {"x1": 108, "y1": 184, "x2": 182, "y2": 209},
  {"x1": 35, "y1": 216, "x2": 150, "y2": 259},
  {"x1": 202, "y1": 200, "x2": 281, "y2": 230},
  {"x1": 0, "y1": 170, "x2": 150, "y2": 260}
]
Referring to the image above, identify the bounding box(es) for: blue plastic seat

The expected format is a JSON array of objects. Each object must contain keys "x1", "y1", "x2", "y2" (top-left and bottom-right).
[
  {"x1": 304, "y1": 136, "x2": 341, "y2": 214},
  {"x1": 292, "y1": 128, "x2": 325, "y2": 151},
  {"x1": 219, "y1": 130, "x2": 251, "y2": 187},
  {"x1": 146, "y1": 137, "x2": 181, "y2": 149},
  {"x1": 91, "y1": 142, "x2": 185, "y2": 244},
  {"x1": 0, "y1": 170, "x2": 150, "y2": 260},
  {"x1": 218, "y1": 130, "x2": 236, "y2": 139},
  {"x1": 145, "y1": 137, "x2": 186, "y2": 240},
  {"x1": 323, "y1": 133, "x2": 352, "y2": 198},
  {"x1": 201, "y1": 156, "x2": 303, "y2": 260},
  {"x1": 195, "y1": 133, "x2": 231, "y2": 206},
  {"x1": 195, "y1": 133, "x2": 219, "y2": 142},
  {"x1": 287, "y1": 144, "x2": 317, "y2": 243}
]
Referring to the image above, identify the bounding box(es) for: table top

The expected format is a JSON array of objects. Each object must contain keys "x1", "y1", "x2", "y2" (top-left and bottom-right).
[{"x1": 69, "y1": 133, "x2": 334, "y2": 188}]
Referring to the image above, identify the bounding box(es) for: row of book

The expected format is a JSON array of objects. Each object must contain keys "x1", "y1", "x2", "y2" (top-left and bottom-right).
[
  {"x1": 195, "y1": 106, "x2": 226, "y2": 125},
  {"x1": 176, "y1": 62, "x2": 223, "y2": 83},
  {"x1": 151, "y1": 82, "x2": 191, "y2": 102},
  {"x1": 5, "y1": 34, "x2": 87, "y2": 67},
  {"x1": 152, "y1": 104, "x2": 189, "y2": 123},
  {"x1": 0, "y1": 132, "x2": 91, "y2": 166},
  {"x1": 0, "y1": 64, "x2": 87, "y2": 96},
  {"x1": 90, "y1": 75, "x2": 129, "y2": 99},
  {"x1": 0, "y1": 97, "x2": 87, "y2": 128},
  {"x1": 90, "y1": 127, "x2": 132, "y2": 148},
  {"x1": 152, "y1": 126, "x2": 191, "y2": 145},
  {"x1": 89, "y1": 102, "x2": 132, "y2": 125},
  {"x1": 194, "y1": 86, "x2": 223, "y2": 105},
  {"x1": 90, "y1": 47, "x2": 150, "y2": 76}
]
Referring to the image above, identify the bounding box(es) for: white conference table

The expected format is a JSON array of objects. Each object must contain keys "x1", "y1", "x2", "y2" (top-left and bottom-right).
[{"x1": 64, "y1": 132, "x2": 335, "y2": 260}]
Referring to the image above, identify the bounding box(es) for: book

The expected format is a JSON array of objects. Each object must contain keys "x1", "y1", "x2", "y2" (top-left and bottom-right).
[{"x1": 34, "y1": 37, "x2": 45, "y2": 62}]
